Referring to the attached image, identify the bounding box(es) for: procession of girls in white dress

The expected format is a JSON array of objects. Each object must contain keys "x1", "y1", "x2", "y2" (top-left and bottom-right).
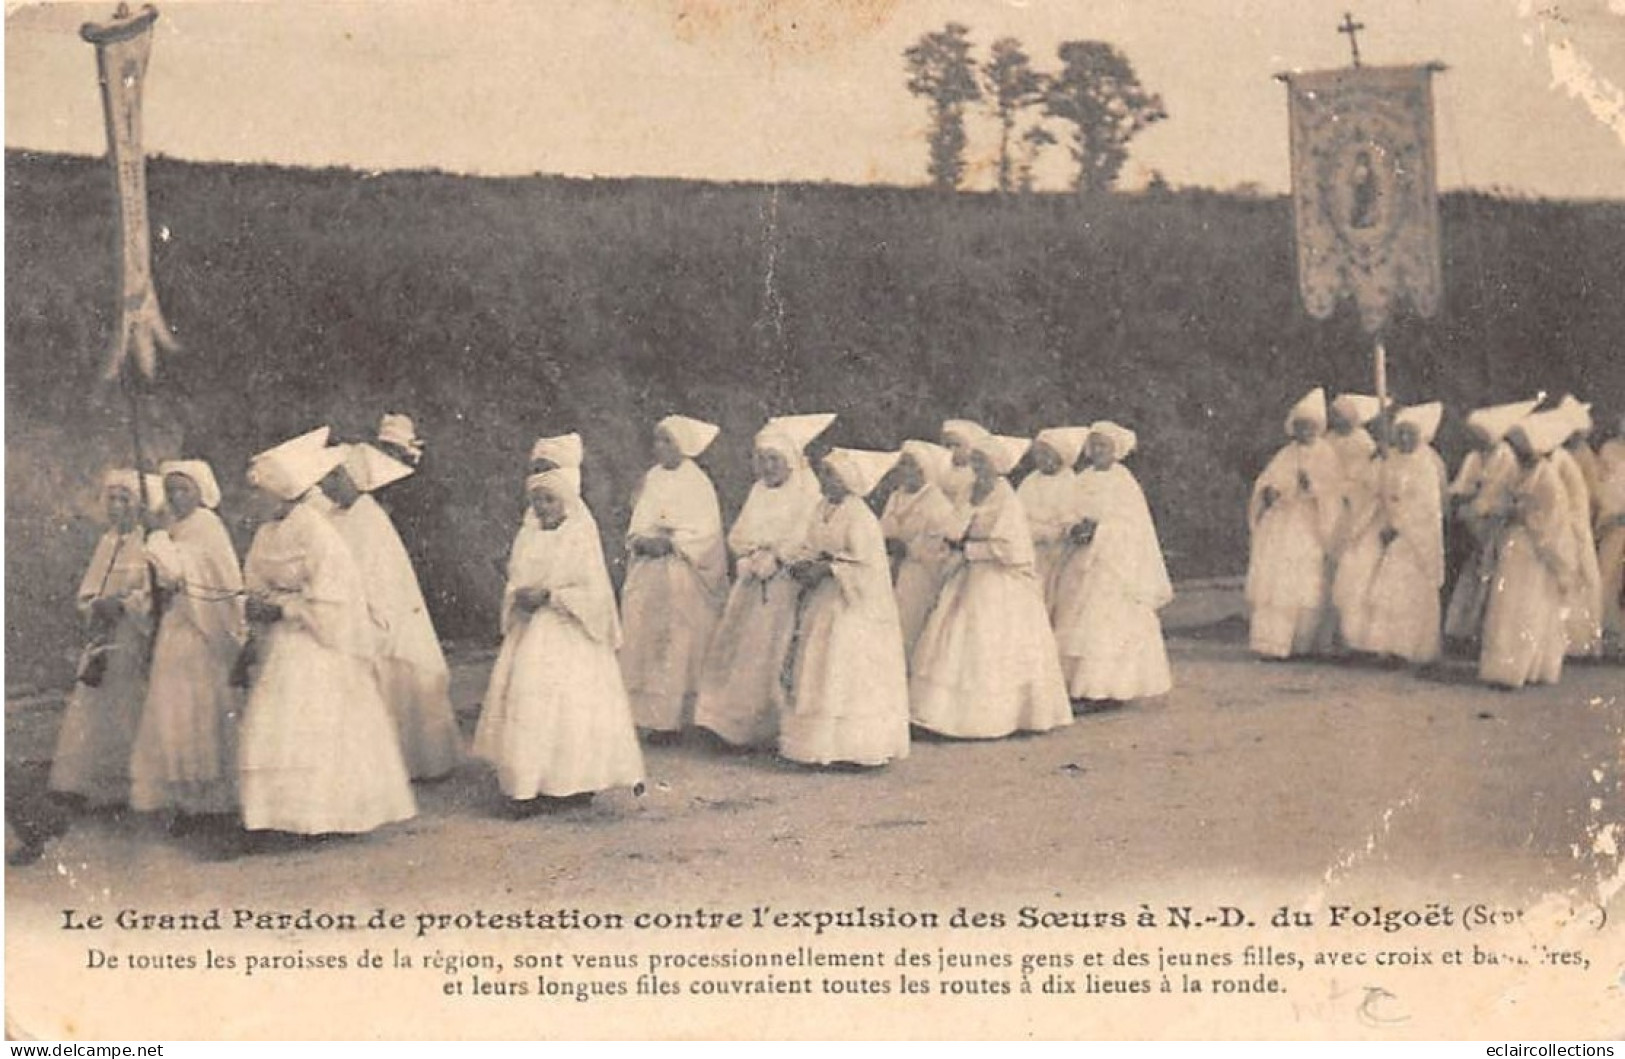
[
  {"x1": 1247, "y1": 388, "x2": 1623, "y2": 686},
  {"x1": 44, "y1": 391, "x2": 1625, "y2": 842}
]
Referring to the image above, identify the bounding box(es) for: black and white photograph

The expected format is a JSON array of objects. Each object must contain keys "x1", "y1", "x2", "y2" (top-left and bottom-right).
[{"x1": 4, "y1": 0, "x2": 1623, "y2": 1041}]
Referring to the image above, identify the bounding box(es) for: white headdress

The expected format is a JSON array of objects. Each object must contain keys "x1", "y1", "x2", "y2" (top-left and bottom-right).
[
  {"x1": 1285, "y1": 387, "x2": 1327, "y2": 435},
  {"x1": 158, "y1": 459, "x2": 222, "y2": 509},
  {"x1": 1034, "y1": 427, "x2": 1092, "y2": 469},
  {"x1": 102, "y1": 469, "x2": 166, "y2": 513},
  {"x1": 1466, "y1": 398, "x2": 1541, "y2": 445},
  {"x1": 526, "y1": 466, "x2": 581, "y2": 500},
  {"x1": 1395, "y1": 402, "x2": 1443, "y2": 446},
  {"x1": 657, "y1": 415, "x2": 720, "y2": 459},
  {"x1": 941, "y1": 419, "x2": 991, "y2": 448},
  {"x1": 377, "y1": 414, "x2": 423, "y2": 462},
  {"x1": 1555, "y1": 394, "x2": 1593, "y2": 435},
  {"x1": 1087, "y1": 421, "x2": 1139, "y2": 460},
  {"x1": 249, "y1": 427, "x2": 344, "y2": 501},
  {"x1": 530, "y1": 432, "x2": 585, "y2": 469},
  {"x1": 1331, "y1": 393, "x2": 1382, "y2": 426},
  {"x1": 971, "y1": 434, "x2": 1029, "y2": 476},
  {"x1": 754, "y1": 413, "x2": 836, "y2": 462},
  {"x1": 1509, "y1": 410, "x2": 1572, "y2": 457},
  {"x1": 900, "y1": 440, "x2": 952, "y2": 488},
  {"x1": 343, "y1": 443, "x2": 414, "y2": 493},
  {"x1": 823, "y1": 448, "x2": 900, "y2": 498}
]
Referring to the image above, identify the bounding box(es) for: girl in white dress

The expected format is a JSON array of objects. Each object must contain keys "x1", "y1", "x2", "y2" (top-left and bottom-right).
[
  {"x1": 939, "y1": 419, "x2": 989, "y2": 514},
  {"x1": 238, "y1": 428, "x2": 417, "y2": 836},
  {"x1": 48, "y1": 471, "x2": 155, "y2": 809},
  {"x1": 1322, "y1": 393, "x2": 1380, "y2": 648},
  {"x1": 131, "y1": 460, "x2": 246, "y2": 821},
  {"x1": 319, "y1": 444, "x2": 463, "y2": 780},
  {"x1": 1443, "y1": 398, "x2": 1541, "y2": 645},
  {"x1": 1018, "y1": 426, "x2": 1091, "y2": 606},
  {"x1": 909, "y1": 434, "x2": 1072, "y2": 739},
  {"x1": 620, "y1": 415, "x2": 728, "y2": 736},
  {"x1": 779, "y1": 448, "x2": 911, "y2": 768},
  {"x1": 474, "y1": 468, "x2": 645, "y2": 809},
  {"x1": 694, "y1": 414, "x2": 833, "y2": 749},
  {"x1": 1049, "y1": 422, "x2": 1174, "y2": 702},
  {"x1": 1336, "y1": 404, "x2": 1446, "y2": 665},
  {"x1": 1547, "y1": 398, "x2": 1604, "y2": 658},
  {"x1": 1245, "y1": 388, "x2": 1345, "y2": 659},
  {"x1": 879, "y1": 440, "x2": 963, "y2": 663},
  {"x1": 1479, "y1": 414, "x2": 1579, "y2": 689}
]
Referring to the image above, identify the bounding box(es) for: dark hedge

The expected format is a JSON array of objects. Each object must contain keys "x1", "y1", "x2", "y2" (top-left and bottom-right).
[{"x1": 6, "y1": 150, "x2": 1621, "y2": 690}]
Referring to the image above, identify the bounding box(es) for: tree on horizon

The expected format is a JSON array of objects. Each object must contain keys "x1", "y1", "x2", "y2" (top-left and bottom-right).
[
  {"x1": 981, "y1": 37, "x2": 1047, "y2": 195},
  {"x1": 904, "y1": 23, "x2": 982, "y2": 192},
  {"x1": 1045, "y1": 41, "x2": 1167, "y2": 195}
]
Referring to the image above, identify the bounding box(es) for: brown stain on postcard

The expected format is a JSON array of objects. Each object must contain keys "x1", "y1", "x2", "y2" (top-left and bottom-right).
[{"x1": 666, "y1": 0, "x2": 903, "y2": 59}]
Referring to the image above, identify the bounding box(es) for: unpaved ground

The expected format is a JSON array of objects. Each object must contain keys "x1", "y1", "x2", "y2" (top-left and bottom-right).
[{"x1": 5, "y1": 611, "x2": 1622, "y2": 1039}]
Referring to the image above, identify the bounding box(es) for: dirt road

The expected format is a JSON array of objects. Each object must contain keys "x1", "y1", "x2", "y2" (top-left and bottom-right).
[{"x1": 6, "y1": 617, "x2": 1621, "y2": 1039}]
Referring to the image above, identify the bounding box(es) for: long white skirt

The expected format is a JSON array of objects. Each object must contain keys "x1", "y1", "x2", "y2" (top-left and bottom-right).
[
  {"x1": 1479, "y1": 529, "x2": 1566, "y2": 689},
  {"x1": 49, "y1": 621, "x2": 146, "y2": 807},
  {"x1": 1562, "y1": 535, "x2": 1604, "y2": 658},
  {"x1": 239, "y1": 627, "x2": 416, "y2": 834},
  {"x1": 780, "y1": 583, "x2": 911, "y2": 767},
  {"x1": 909, "y1": 563, "x2": 1072, "y2": 739},
  {"x1": 1345, "y1": 545, "x2": 1441, "y2": 664},
  {"x1": 130, "y1": 616, "x2": 240, "y2": 814},
  {"x1": 1246, "y1": 505, "x2": 1329, "y2": 658},
  {"x1": 474, "y1": 608, "x2": 645, "y2": 800},
  {"x1": 1330, "y1": 529, "x2": 1385, "y2": 647},
  {"x1": 376, "y1": 654, "x2": 462, "y2": 780},
  {"x1": 894, "y1": 556, "x2": 947, "y2": 666},
  {"x1": 1050, "y1": 548, "x2": 1172, "y2": 701},
  {"x1": 1033, "y1": 540, "x2": 1068, "y2": 611},
  {"x1": 693, "y1": 576, "x2": 799, "y2": 747},
  {"x1": 620, "y1": 557, "x2": 721, "y2": 732}
]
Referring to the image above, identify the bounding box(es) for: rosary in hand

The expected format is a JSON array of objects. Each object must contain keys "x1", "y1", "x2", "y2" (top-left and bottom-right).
[{"x1": 244, "y1": 597, "x2": 283, "y2": 623}]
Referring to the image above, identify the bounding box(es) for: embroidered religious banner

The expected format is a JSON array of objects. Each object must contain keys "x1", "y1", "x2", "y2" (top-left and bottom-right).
[
  {"x1": 1283, "y1": 65, "x2": 1443, "y2": 334},
  {"x1": 82, "y1": 4, "x2": 179, "y2": 380}
]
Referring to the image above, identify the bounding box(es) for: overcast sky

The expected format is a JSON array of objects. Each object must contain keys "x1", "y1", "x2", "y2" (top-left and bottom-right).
[{"x1": 6, "y1": 0, "x2": 1625, "y2": 197}]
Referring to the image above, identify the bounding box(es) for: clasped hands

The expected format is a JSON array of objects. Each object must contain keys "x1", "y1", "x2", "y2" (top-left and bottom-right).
[
  {"x1": 244, "y1": 597, "x2": 284, "y2": 624},
  {"x1": 787, "y1": 555, "x2": 834, "y2": 588},
  {"x1": 88, "y1": 596, "x2": 126, "y2": 624},
  {"x1": 512, "y1": 586, "x2": 553, "y2": 613},
  {"x1": 1259, "y1": 473, "x2": 1315, "y2": 513},
  {"x1": 629, "y1": 533, "x2": 676, "y2": 559}
]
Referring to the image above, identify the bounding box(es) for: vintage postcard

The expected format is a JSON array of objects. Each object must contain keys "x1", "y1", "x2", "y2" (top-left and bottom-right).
[{"x1": 4, "y1": 0, "x2": 1623, "y2": 1041}]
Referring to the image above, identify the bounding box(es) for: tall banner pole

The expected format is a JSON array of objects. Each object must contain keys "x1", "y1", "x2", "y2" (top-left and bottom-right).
[
  {"x1": 83, "y1": 2, "x2": 175, "y2": 654},
  {"x1": 1281, "y1": 19, "x2": 1446, "y2": 585},
  {"x1": 1374, "y1": 338, "x2": 1388, "y2": 454}
]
